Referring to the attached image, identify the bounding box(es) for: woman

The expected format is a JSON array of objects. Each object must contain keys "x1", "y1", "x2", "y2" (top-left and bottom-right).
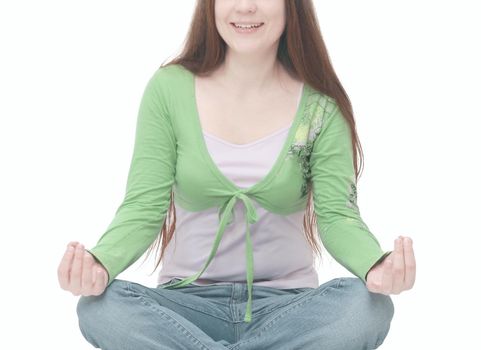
[{"x1": 58, "y1": 1, "x2": 416, "y2": 349}]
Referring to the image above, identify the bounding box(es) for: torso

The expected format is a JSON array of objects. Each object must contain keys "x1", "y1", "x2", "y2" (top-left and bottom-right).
[{"x1": 194, "y1": 69, "x2": 304, "y2": 145}]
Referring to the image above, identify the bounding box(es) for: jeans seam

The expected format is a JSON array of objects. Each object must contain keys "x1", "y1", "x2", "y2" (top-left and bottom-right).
[
  {"x1": 138, "y1": 295, "x2": 212, "y2": 350},
  {"x1": 150, "y1": 284, "x2": 233, "y2": 322},
  {"x1": 374, "y1": 325, "x2": 390, "y2": 348},
  {"x1": 232, "y1": 284, "x2": 338, "y2": 348},
  {"x1": 126, "y1": 283, "x2": 213, "y2": 350},
  {"x1": 245, "y1": 278, "x2": 342, "y2": 319}
]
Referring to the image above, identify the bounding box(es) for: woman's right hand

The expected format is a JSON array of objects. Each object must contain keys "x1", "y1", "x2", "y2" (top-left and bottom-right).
[{"x1": 57, "y1": 241, "x2": 109, "y2": 296}]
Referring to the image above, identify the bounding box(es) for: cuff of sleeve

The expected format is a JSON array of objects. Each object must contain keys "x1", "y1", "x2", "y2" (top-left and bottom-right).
[
  {"x1": 319, "y1": 219, "x2": 392, "y2": 284},
  {"x1": 85, "y1": 247, "x2": 113, "y2": 287},
  {"x1": 363, "y1": 250, "x2": 393, "y2": 282}
]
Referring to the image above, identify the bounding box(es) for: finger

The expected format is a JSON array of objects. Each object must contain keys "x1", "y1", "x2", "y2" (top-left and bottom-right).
[
  {"x1": 392, "y1": 237, "x2": 405, "y2": 294},
  {"x1": 91, "y1": 263, "x2": 97, "y2": 285},
  {"x1": 81, "y1": 250, "x2": 95, "y2": 293},
  {"x1": 92, "y1": 267, "x2": 107, "y2": 296},
  {"x1": 70, "y1": 243, "x2": 84, "y2": 295},
  {"x1": 381, "y1": 253, "x2": 394, "y2": 295},
  {"x1": 57, "y1": 243, "x2": 76, "y2": 290},
  {"x1": 403, "y1": 236, "x2": 416, "y2": 289}
]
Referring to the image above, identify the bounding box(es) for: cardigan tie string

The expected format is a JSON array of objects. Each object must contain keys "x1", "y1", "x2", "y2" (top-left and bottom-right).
[{"x1": 161, "y1": 189, "x2": 259, "y2": 323}]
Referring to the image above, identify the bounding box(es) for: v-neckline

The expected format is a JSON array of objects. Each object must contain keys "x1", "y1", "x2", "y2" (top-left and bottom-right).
[
  {"x1": 202, "y1": 121, "x2": 292, "y2": 149},
  {"x1": 189, "y1": 70, "x2": 308, "y2": 194}
]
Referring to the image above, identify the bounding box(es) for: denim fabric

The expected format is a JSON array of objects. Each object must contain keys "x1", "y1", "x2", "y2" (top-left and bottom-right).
[{"x1": 76, "y1": 277, "x2": 394, "y2": 349}]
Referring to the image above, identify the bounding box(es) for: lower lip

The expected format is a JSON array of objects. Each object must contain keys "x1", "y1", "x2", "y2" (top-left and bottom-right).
[{"x1": 231, "y1": 23, "x2": 264, "y2": 34}]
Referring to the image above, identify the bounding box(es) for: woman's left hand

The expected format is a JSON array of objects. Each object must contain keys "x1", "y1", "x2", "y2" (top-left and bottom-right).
[{"x1": 366, "y1": 236, "x2": 416, "y2": 295}]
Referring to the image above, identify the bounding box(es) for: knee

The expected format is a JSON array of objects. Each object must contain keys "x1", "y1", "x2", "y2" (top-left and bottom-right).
[
  {"x1": 339, "y1": 278, "x2": 395, "y2": 346},
  {"x1": 76, "y1": 279, "x2": 131, "y2": 338}
]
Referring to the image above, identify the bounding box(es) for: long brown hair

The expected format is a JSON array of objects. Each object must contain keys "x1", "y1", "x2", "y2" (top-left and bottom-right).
[{"x1": 141, "y1": 0, "x2": 365, "y2": 276}]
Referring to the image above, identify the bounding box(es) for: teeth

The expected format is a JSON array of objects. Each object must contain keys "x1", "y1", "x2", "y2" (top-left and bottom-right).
[{"x1": 233, "y1": 23, "x2": 262, "y2": 29}]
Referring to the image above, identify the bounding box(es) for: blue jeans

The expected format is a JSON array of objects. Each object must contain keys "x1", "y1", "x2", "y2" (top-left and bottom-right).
[{"x1": 76, "y1": 277, "x2": 394, "y2": 349}]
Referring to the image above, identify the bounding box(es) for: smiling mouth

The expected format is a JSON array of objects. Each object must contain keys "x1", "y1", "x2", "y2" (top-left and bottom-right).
[{"x1": 230, "y1": 23, "x2": 264, "y2": 29}]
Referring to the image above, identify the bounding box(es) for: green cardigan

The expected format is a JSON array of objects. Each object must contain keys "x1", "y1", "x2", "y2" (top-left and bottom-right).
[{"x1": 86, "y1": 64, "x2": 392, "y2": 323}]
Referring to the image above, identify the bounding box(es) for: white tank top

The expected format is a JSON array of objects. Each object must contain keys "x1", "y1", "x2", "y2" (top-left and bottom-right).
[{"x1": 156, "y1": 84, "x2": 319, "y2": 288}]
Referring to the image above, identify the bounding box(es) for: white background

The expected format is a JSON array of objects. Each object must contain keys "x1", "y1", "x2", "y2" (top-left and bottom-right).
[{"x1": 1, "y1": 1, "x2": 479, "y2": 349}]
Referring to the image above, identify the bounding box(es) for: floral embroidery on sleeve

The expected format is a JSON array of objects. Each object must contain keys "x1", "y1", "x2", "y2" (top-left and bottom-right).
[
  {"x1": 346, "y1": 173, "x2": 360, "y2": 213},
  {"x1": 286, "y1": 91, "x2": 334, "y2": 198}
]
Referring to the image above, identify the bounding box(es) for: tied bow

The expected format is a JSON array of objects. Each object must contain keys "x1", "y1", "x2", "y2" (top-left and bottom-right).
[{"x1": 161, "y1": 190, "x2": 259, "y2": 323}]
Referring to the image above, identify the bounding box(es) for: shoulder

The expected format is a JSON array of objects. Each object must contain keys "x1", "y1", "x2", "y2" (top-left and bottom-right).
[
  {"x1": 141, "y1": 63, "x2": 189, "y2": 109},
  {"x1": 149, "y1": 63, "x2": 189, "y2": 87},
  {"x1": 302, "y1": 86, "x2": 341, "y2": 132},
  {"x1": 143, "y1": 64, "x2": 191, "y2": 106},
  {"x1": 304, "y1": 87, "x2": 339, "y2": 118}
]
